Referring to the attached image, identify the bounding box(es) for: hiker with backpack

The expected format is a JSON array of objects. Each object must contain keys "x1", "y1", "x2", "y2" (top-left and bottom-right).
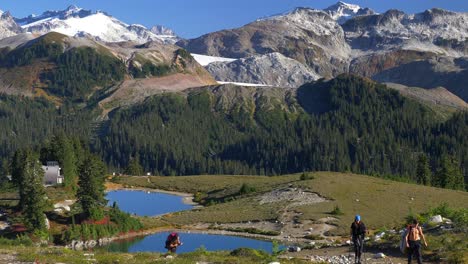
[
  {"x1": 405, "y1": 219, "x2": 427, "y2": 264},
  {"x1": 350, "y1": 215, "x2": 366, "y2": 264},
  {"x1": 165, "y1": 232, "x2": 183, "y2": 253}
]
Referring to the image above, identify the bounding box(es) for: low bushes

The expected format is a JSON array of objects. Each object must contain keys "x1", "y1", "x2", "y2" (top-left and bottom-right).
[{"x1": 61, "y1": 205, "x2": 143, "y2": 243}]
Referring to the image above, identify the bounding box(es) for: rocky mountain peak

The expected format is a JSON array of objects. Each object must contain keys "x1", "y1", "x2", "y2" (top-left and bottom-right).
[
  {"x1": 150, "y1": 25, "x2": 176, "y2": 36},
  {"x1": 66, "y1": 4, "x2": 80, "y2": 11},
  {"x1": 325, "y1": 1, "x2": 375, "y2": 24},
  {"x1": 0, "y1": 10, "x2": 22, "y2": 39}
]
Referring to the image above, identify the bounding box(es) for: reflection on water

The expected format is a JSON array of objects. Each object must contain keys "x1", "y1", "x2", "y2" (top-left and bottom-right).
[
  {"x1": 104, "y1": 236, "x2": 146, "y2": 252},
  {"x1": 106, "y1": 190, "x2": 193, "y2": 216},
  {"x1": 106, "y1": 232, "x2": 278, "y2": 253}
]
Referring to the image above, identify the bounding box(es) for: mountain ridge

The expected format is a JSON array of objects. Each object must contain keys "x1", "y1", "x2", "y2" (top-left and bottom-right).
[
  {"x1": 9, "y1": 5, "x2": 179, "y2": 44},
  {"x1": 180, "y1": 3, "x2": 468, "y2": 102}
]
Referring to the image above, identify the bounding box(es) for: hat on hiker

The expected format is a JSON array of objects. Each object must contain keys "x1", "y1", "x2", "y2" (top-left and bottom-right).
[{"x1": 355, "y1": 215, "x2": 361, "y2": 221}]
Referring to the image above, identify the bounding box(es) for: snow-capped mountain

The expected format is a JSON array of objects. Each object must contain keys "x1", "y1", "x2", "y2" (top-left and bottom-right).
[
  {"x1": 324, "y1": 1, "x2": 375, "y2": 24},
  {"x1": 15, "y1": 5, "x2": 178, "y2": 44},
  {"x1": 0, "y1": 11, "x2": 22, "y2": 39}
]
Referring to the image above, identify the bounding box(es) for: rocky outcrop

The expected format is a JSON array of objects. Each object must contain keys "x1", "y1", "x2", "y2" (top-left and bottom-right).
[
  {"x1": 349, "y1": 50, "x2": 437, "y2": 78},
  {"x1": 0, "y1": 11, "x2": 21, "y2": 39},
  {"x1": 178, "y1": 8, "x2": 350, "y2": 78},
  {"x1": 373, "y1": 57, "x2": 468, "y2": 101},
  {"x1": 343, "y1": 8, "x2": 468, "y2": 56},
  {"x1": 68, "y1": 238, "x2": 112, "y2": 250},
  {"x1": 206, "y1": 52, "x2": 319, "y2": 88}
]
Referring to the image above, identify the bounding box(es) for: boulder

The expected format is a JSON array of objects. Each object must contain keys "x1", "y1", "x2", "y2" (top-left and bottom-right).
[
  {"x1": 429, "y1": 215, "x2": 443, "y2": 224},
  {"x1": 44, "y1": 216, "x2": 50, "y2": 230},
  {"x1": 73, "y1": 240, "x2": 84, "y2": 250},
  {"x1": 288, "y1": 246, "x2": 301, "y2": 252},
  {"x1": 374, "y1": 231, "x2": 385, "y2": 241}
]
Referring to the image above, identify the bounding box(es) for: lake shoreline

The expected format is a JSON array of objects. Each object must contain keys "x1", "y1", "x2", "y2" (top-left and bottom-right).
[{"x1": 105, "y1": 181, "x2": 199, "y2": 206}]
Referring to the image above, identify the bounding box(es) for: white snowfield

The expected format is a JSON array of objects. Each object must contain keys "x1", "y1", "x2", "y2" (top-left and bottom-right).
[
  {"x1": 191, "y1": 53, "x2": 237, "y2": 66},
  {"x1": 18, "y1": 6, "x2": 178, "y2": 44},
  {"x1": 217, "y1": 81, "x2": 272, "y2": 87},
  {"x1": 22, "y1": 12, "x2": 163, "y2": 43}
]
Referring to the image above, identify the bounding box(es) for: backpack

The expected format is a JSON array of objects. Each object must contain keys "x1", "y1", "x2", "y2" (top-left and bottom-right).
[
  {"x1": 399, "y1": 227, "x2": 411, "y2": 254},
  {"x1": 165, "y1": 233, "x2": 178, "y2": 249}
]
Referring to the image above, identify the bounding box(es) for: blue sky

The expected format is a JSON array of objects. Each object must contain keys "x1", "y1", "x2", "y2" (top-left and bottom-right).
[{"x1": 2, "y1": 0, "x2": 467, "y2": 38}]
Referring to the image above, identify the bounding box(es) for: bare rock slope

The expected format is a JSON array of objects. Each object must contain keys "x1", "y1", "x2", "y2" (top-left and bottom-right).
[{"x1": 206, "y1": 52, "x2": 319, "y2": 88}]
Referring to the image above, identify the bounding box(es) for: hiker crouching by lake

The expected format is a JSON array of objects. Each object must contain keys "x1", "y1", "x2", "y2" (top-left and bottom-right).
[
  {"x1": 165, "y1": 232, "x2": 183, "y2": 253},
  {"x1": 406, "y1": 219, "x2": 427, "y2": 264},
  {"x1": 350, "y1": 215, "x2": 366, "y2": 264}
]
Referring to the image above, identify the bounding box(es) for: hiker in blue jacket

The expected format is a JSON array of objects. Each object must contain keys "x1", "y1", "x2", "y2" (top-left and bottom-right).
[{"x1": 351, "y1": 215, "x2": 367, "y2": 264}]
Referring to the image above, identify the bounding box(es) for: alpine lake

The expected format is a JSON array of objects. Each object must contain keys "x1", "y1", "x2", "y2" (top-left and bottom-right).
[{"x1": 105, "y1": 190, "x2": 279, "y2": 253}]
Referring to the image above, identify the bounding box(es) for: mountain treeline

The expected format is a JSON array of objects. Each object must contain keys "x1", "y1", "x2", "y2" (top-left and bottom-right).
[
  {"x1": 95, "y1": 75, "x2": 467, "y2": 190},
  {"x1": 0, "y1": 33, "x2": 126, "y2": 102},
  {"x1": 0, "y1": 75, "x2": 466, "y2": 191},
  {"x1": 0, "y1": 95, "x2": 93, "y2": 176}
]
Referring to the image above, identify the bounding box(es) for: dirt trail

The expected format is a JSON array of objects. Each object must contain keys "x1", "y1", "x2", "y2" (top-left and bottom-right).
[{"x1": 284, "y1": 246, "x2": 412, "y2": 264}]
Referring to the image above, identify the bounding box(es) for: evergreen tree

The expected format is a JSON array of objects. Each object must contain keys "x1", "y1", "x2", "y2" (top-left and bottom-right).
[
  {"x1": 435, "y1": 156, "x2": 465, "y2": 190},
  {"x1": 0, "y1": 158, "x2": 10, "y2": 187},
  {"x1": 52, "y1": 135, "x2": 79, "y2": 191},
  {"x1": 416, "y1": 154, "x2": 431, "y2": 186},
  {"x1": 20, "y1": 150, "x2": 47, "y2": 231},
  {"x1": 125, "y1": 157, "x2": 144, "y2": 176},
  {"x1": 77, "y1": 152, "x2": 106, "y2": 220},
  {"x1": 10, "y1": 150, "x2": 27, "y2": 209}
]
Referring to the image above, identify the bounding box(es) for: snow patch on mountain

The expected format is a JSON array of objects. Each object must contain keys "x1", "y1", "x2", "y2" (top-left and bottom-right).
[
  {"x1": 191, "y1": 53, "x2": 237, "y2": 66},
  {"x1": 16, "y1": 5, "x2": 178, "y2": 44},
  {"x1": 217, "y1": 81, "x2": 272, "y2": 87}
]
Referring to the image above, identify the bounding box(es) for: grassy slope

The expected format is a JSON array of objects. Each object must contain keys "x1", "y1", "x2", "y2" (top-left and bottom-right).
[
  {"x1": 115, "y1": 172, "x2": 468, "y2": 234},
  {"x1": 1, "y1": 247, "x2": 307, "y2": 264}
]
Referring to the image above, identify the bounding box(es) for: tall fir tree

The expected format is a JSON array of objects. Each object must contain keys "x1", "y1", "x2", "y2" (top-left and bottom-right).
[
  {"x1": 11, "y1": 149, "x2": 27, "y2": 210},
  {"x1": 435, "y1": 156, "x2": 465, "y2": 191},
  {"x1": 52, "y1": 135, "x2": 79, "y2": 191},
  {"x1": 125, "y1": 156, "x2": 144, "y2": 176},
  {"x1": 416, "y1": 154, "x2": 431, "y2": 186},
  {"x1": 20, "y1": 150, "x2": 47, "y2": 231},
  {"x1": 77, "y1": 152, "x2": 106, "y2": 220}
]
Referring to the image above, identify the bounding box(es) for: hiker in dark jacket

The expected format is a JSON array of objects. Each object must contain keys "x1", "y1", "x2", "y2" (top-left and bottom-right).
[
  {"x1": 405, "y1": 219, "x2": 427, "y2": 264},
  {"x1": 165, "y1": 232, "x2": 183, "y2": 253},
  {"x1": 351, "y1": 215, "x2": 366, "y2": 264}
]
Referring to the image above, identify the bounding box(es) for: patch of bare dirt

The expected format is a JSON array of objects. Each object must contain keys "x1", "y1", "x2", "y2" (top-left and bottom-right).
[
  {"x1": 386, "y1": 83, "x2": 468, "y2": 111},
  {"x1": 259, "y1": 187, "x2": 327, "y2": 206},
  {"x1": 99, "y1": 73, "x2": 216, "y2": 115},
  {"x1": 283, "y1": 245, "x2": 421, "y2": 264}
]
